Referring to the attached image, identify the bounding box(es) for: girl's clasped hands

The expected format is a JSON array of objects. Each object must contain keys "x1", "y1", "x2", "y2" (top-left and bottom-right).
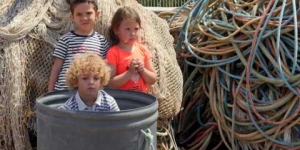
[{"x1": 128, "y1": 58, "x2": 144, "y2": 74}]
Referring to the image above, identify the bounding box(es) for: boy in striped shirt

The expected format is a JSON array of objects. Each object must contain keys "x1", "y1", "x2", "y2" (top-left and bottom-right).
[
  {"x1": 48, "y1": 0, "x2": 109, "y2": 91},
  {"x1": 60, "y1": 53, "x2": 119, "y2": 111}
]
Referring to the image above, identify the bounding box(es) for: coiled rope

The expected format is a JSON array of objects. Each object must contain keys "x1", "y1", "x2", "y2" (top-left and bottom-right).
[{"x1": 159, "y1": 0, "x2": 300, "y2": 149}]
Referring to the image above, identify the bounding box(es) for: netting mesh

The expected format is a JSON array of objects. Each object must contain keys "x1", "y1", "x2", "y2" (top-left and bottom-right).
[{"x1": 0, "y1": 0, "x2": 183, "y2": 149}]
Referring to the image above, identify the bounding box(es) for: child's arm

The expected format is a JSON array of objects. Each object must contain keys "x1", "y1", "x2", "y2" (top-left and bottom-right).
[
  {"x1": 137, "y1": 58, "x2": 157, "y2": 85},
  {"x1": 108, "y1": 59, "x2": 139, "y2": 88},
  {"x1": 48, "y1": 58, "x2": 64, "y2": 92}
]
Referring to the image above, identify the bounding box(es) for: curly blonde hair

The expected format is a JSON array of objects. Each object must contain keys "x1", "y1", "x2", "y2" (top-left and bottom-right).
[{"x1": 66, "y1": 53, "x2": 110, "y2": 89}]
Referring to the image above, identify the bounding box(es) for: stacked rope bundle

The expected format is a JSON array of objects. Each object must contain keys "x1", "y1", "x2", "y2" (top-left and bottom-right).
[
  {"x1": 0, "y1": 0, "x2": 182, "y2": 149},
  {"x1": 160, "y1": 0, "x2": 300, "y2": 149}
]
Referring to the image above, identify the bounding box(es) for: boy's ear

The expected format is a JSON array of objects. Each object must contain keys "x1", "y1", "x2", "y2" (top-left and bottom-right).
[
  {"x1": 74, "y1": 81, "x2": 79, "y2": 88},
  {"x1": 73, "y1": 85, "x2": 78, "y2": 90},
  {"x1": 96, "y1": 11, "x2": 100, "y2": 18},
  {"x1": 70, "y1": 13, "x2": 74, "y2": 21}
]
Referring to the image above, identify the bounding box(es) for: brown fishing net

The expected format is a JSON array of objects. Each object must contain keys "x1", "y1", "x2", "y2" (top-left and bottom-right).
[{"x1": 0, "y1": 0, "x2": 183, "y2": 149}]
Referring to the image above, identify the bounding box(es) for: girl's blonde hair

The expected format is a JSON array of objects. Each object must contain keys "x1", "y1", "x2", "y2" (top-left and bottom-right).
[
  {"x1": 109, "y1": 7, "x2": 141, "y2": 45},
  {"x1": 66, "y1": 53, "x2": 110, "y2": 89}
]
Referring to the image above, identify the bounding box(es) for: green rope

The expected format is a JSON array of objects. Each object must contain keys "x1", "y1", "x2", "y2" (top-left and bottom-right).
[{"x1": 140, "y1": 129, "x2": 155, "y2": 150}]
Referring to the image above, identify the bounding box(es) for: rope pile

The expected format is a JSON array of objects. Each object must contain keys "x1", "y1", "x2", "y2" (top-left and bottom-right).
[
  {"x1": 160, "y1": 0, "x2": 300, "y2": 149},
  {"x1": 0, "y1": 0, "x2": 182, "y2": 149}
]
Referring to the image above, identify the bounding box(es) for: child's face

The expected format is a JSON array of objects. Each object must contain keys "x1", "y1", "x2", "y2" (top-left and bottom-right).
[
  {"x1": 70, "y1": 2, "x2": 99, "y2": 35},
  {"x1": 114, "y1": 19, "x2": 140, "y2": 45},
  {"x1": 76, "y1": 72, "x2": 101, "y2": 100}
]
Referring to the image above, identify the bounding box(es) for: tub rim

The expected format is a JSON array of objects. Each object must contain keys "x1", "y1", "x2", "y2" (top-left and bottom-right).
[{"x1": 35, "y1": 88, "x2": 159, "y2": 121}]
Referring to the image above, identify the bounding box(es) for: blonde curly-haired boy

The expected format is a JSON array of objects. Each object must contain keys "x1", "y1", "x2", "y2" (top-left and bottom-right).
[{"x1": 60, "y1": 53, "x2": 119, "y2": 111}]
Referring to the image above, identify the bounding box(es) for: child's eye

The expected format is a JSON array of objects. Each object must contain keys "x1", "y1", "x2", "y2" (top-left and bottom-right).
[
  {"x1": 135, "y1": 28, "x2": 140, "y2": 31},
  {"x1": 76, "y1": 13, "x2": 82, "y2": 16},
  {"x1": 94, "y1": 76, "x2": 100, "y2": 80}
]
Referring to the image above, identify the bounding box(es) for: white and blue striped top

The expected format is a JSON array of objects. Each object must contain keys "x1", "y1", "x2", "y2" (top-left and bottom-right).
[
  {"x1": 60, "y1": 90, "x2": 120, "y2": 112},
  {"x1": 53, "y1": 31, "x2": 110, "y2": 90}
]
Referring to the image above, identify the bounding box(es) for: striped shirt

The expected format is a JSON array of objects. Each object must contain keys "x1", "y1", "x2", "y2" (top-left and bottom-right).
[
  {"x1": 60, "y1": 90, "x2": 120, "y2": 111},
  {"x1": 53, "y1": 31, "x2": 110, "y2": 90}
]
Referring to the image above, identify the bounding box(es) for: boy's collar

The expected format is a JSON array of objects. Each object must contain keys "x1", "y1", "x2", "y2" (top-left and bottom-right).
[
  {"x1": 75, "y1": 91, "x2": 102, "y2": 111},
  {"x1": 71, "y1": 30, "x2": 96, "y2": 37}
]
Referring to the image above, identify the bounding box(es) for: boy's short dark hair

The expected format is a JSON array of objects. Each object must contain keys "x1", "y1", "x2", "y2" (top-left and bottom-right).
[{"x1": 67, "y1": 0, "x2": 98, "y2": 13}]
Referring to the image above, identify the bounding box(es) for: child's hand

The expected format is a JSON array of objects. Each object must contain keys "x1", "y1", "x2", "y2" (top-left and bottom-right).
[
  {"x1": 136, "y1": 59, "x2": 144, "y2": 73},
  {"x1": 128, "y1": 59, "x2": 139, "y2": 74}
]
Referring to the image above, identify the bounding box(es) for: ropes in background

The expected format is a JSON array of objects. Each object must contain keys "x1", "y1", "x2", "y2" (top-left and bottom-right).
[
  {"x1": 0, "y1": 0, "x2": 183, "y2": 149},
  {"x1": 160, "y1": 0, "x2": 300, "y2": 149}
]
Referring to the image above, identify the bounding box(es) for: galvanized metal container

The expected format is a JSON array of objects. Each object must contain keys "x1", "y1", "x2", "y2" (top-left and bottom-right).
[{"x1": 35, "y1": 89, "x2": 158, "y2": 150}]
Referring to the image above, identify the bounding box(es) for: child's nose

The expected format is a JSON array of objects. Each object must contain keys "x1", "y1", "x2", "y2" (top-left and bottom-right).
[
  {"x1": 131, "y1": 31, "x2": 136, "y2": 36},
  {"x1": 82, "y1": 15, "x2": 88, "y2": 20},
  {"x1": 89, "y1": 79, "x2": 95, "y2": 84}
]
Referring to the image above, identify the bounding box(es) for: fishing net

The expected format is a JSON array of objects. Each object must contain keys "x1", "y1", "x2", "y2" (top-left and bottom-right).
[
  {"x1": 0, "y1": 0, "x2": 183, "y2": 149},
  {"x1": 159, "y1": 0, "x2": 300, "y2": 149}
]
